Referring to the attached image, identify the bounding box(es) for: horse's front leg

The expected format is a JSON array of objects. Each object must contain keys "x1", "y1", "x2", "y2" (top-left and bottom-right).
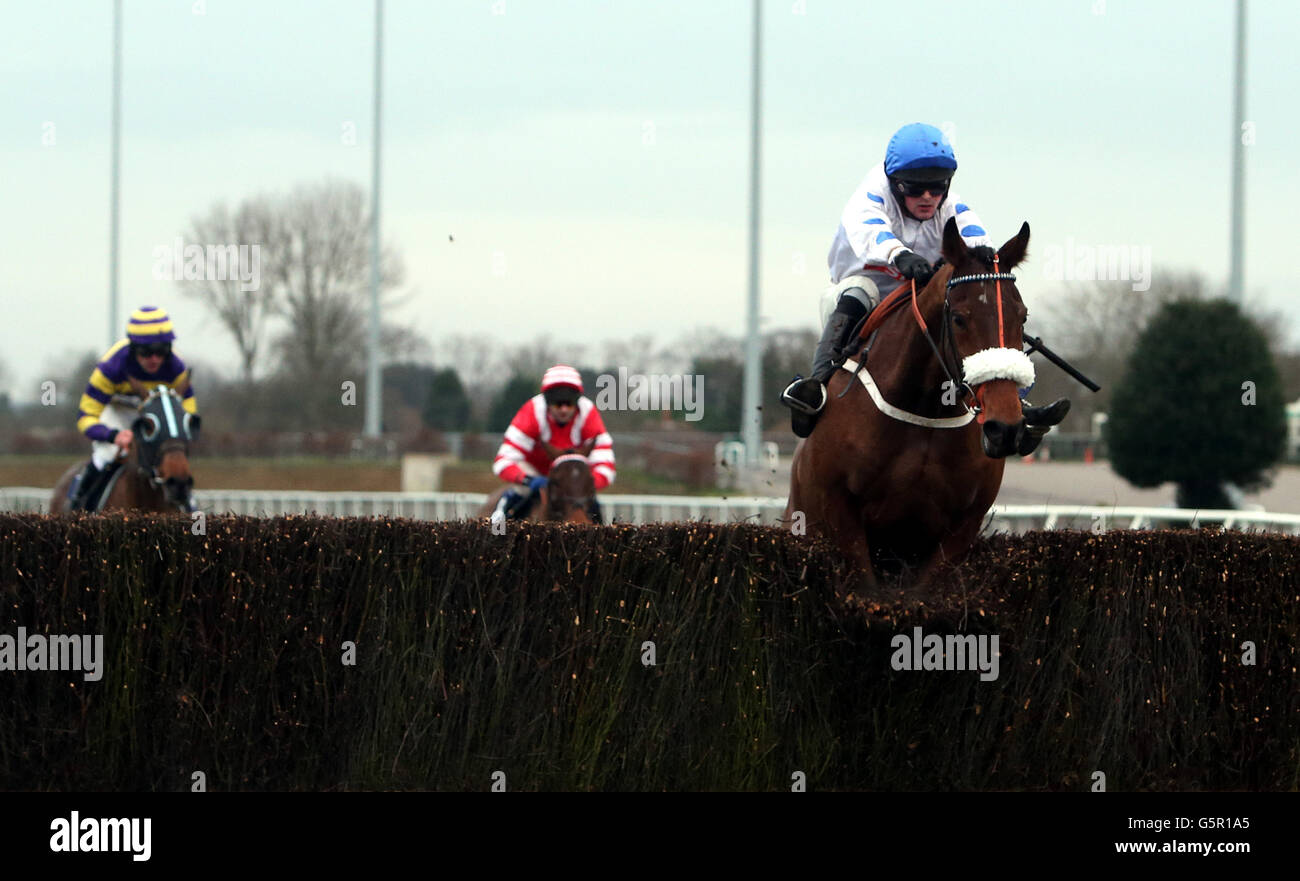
[
  {"x1": 528, "y1": 487, "x2": 548, "y2": 522},
  {"x1": 911, "y1": 515, "x2": 984, "y2": 602},
  {"x1": 808, "y1": 488, "x2": 879, "y2": 598}
]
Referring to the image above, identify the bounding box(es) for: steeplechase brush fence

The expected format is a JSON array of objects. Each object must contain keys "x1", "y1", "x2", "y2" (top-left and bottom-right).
[{"x1": 0, "y1": 514, "x2": 1295, "y2": 791}]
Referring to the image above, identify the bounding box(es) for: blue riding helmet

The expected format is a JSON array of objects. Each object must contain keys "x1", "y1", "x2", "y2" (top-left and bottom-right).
[{"x1": 885, "y1": 123, "x2": 957, "y2": 177}]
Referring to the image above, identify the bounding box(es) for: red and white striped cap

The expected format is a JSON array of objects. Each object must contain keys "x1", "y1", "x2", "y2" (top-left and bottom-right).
[{"x1": 540, "y1": 364, "x2": 583, "y2": 394}]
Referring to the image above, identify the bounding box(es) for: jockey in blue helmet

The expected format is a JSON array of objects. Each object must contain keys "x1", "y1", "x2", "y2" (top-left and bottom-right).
[{"x1": 780, "y1": 123, "x2": 1066, "y2": 441}]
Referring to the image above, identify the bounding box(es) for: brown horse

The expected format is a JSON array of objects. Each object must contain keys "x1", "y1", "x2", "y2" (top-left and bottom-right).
[
  {"x1": 477, "y1": 441, "x2": 600, "y2": 524},
  {"x1": 51, "y1": 387, "x2": 199, "y2": 514},
  {"x1": 786, "y1": 218, "x2": 1036, "y2": 596}
]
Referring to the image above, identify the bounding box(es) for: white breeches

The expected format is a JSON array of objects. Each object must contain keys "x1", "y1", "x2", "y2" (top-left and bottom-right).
[
  {"x1": 819, "y1": 275, "x2": 882, "y2": 327},
  {"x1": 90, "y1": 402, "x2": 136, "y2": 470}
]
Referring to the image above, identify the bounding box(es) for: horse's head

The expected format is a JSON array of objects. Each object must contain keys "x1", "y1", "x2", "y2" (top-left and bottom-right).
[
  {"x1": 940, "y1": 217, "x2": 1035, "y2": 458},
  {"x1": 132, "y1": 387, "x2": 200, "y2": 511},
  {"x1": 544, "y1": 454, "x2": 597, "y2": 523}
]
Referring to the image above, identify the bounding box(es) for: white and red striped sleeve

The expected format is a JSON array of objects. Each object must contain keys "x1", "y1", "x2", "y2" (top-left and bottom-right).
[
  {"x1": 493, "y1": 401, "x2": 541, "y2": 483},
  {"x1": 581, "y1": 405, "x2": 616, "y2": 489}
]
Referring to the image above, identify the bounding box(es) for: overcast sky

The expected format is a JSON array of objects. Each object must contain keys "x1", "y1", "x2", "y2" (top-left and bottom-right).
[{"x1": 2, "y1": 0, "x2": 1296, "y2": 402}]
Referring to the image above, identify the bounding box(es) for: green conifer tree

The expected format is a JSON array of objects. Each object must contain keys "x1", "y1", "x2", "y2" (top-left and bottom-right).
[{"x1": 1107, "y1": 299, "x2": 1286, "y2": 509}]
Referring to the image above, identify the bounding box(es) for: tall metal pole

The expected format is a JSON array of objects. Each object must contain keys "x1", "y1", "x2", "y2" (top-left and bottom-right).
[
  {"x1": 741, "y1": 0, "x2": 763, "y2": 467},
  {"x1": 1228, "y1": 0, "x2": 1246, "y2": 304},
  {"x1": 365, "y1": 0, "x2": 384, "y2": 437},
  {"x1": 108, "y1": 0, "x2": 122, "y2": 347}
]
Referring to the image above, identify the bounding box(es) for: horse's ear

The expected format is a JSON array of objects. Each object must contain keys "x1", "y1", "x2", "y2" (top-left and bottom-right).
[
  {"x1": 997, "y1": 221, "x2": 1031, "y2": 270},
  {"x1": 941, "y1": 216, "x2": 968, "y2": 266}
]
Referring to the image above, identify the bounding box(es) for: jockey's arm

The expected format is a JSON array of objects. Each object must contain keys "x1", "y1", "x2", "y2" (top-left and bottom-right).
[
  {"x1": 492, "y1": 453, "x2": 531, "y2": 485},
  {"x1": 492, "y1": 407, "x2": 540, "y2": 485},
  {"x1": 76, "y1": 364, "x2": 121, "y2": 443},
  {"x1": 582, "y1": 409, "x2": 616, "y2": 490},
  {"x1": 840, "y1": 177, "x2": 910, "y2": 271}
]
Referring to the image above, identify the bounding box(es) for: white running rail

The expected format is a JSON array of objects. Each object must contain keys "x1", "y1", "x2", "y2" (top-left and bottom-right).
[{"x1": 5, "y1": 487, "x2": 1300, "y2": 534}]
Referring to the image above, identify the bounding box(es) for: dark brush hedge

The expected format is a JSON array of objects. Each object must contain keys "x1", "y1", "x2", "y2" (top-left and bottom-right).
[{"x1": 0, "y1": 515, "x2": 1295, "y2": 791}]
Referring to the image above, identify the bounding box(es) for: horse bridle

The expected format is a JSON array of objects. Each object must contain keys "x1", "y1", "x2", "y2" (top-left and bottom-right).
[
  {"x1": 129, "y1": 390, "x2": 193, "y2": 497},
  {"x1": 910, "y1": 255, "x2": 1021, "y2": 424},
  {"x1": 135, "y1": 439, "x2": 188, "y2": 485}
]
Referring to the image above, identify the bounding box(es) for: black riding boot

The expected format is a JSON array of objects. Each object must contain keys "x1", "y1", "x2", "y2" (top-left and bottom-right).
[
  {"x1": 1016, "y1": 398, "x2": 1071, "y2": 455},
  {"x1": 71, "y1": 463, "x2": 110, "y2": 512},
  {"x1": 494, "y1": 487, "x2": 536, "y2": 520},
  {"x1": 1022, "y1": 398, "x2": 1070, "y2": 427},
  {"x1": 780, "y1": 294, "x2": 869, "y2": 438}
]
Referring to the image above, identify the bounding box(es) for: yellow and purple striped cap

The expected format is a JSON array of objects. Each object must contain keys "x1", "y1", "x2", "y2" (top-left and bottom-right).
[{"x1": 126, "y1": 306, "x2": 176, "y2": 345}]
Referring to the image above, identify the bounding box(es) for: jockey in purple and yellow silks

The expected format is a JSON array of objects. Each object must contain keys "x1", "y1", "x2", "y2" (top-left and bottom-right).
[{"x1": 70, "y1": 305, "x2": 198, "y2": 510}]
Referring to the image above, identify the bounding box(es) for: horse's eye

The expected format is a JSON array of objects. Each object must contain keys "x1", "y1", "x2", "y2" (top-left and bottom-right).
[{"x1": 953, "y1": 314, "x2": 968, "y2": 329}]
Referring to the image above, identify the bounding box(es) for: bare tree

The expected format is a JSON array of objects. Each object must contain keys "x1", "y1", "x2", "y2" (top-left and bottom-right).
[
  {"x1": 21, "y1": 350, "x2": 101, "y2": 430},
  {"x1": 436, "y1": 334, "x2": 503, "y2": 428},
  {"x1": 179, "y1": 179, "x2": 414, "y2": 391},
  {"x1": 180, "y1": 197, "x2": 280, "y2": 383},
  {"x1": 670, "y1": 328, "x2": 743, "y2": 366},
  {"x1": 601, "y1": 334, "x2": 675, "y2": 375},
  {"x1": 382, "y1": 324, "x2": 434, "y2": 365},
  {"x1": 265, "y1": 180, "x2": 406, "y2": 382},
  {"x1": 1037, "y1": 270, "x2": 1212, "y2": 366},
  {"x1": 510, "y1": 336, "x2": 577, "y2": 381}
]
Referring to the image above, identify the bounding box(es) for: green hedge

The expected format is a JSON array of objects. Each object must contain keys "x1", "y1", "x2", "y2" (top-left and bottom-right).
[{"x1": 0, "y1": 515, "x2": 1295, "y2": 791}]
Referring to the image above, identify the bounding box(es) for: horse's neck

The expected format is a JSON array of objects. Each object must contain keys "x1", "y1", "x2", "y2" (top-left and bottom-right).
[
  {"x1": 542, "y1": 471, "x2": 594, "y2": 520},
  {"x1": 127, "y1": 443, "x2": 144, "y2": 475},
  {"x1": 869, "y1": 285, "x2": 955, "y2": 415}
]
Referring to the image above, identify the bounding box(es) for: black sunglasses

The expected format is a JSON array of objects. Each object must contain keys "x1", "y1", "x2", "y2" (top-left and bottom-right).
[
  {"x1": 135, "y1": 344, "x2": 171, "y2": 357},
  {"x1": 895, "y1": 178, "x2": 950, "y2": 198}
]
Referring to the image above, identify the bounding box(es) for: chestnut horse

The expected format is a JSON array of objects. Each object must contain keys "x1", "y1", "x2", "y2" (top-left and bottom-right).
[
  {"x1": 786, "y1": 218, "x2": 1036, "y2": 595},
  {"x1": 477, "y1": 442, "x2": 600, "y2": 524},
  {"x1": 51, "y1": 387, "x2": 199, "y2": 514}
]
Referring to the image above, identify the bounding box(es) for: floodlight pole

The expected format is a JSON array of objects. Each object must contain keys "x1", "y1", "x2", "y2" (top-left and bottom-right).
[
  {"x1": 365, "y1": 0, "x2": 384, "y2": 437},
  {"x1": 741, "y1": 0, "x2": 763, "y2": 467},
  {"x1": 1228, "y1": 0, "x2": 1247, "y2": 303},
  {"x1": 108, "y1": 0, "x2": 122, "y2": 346}
]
